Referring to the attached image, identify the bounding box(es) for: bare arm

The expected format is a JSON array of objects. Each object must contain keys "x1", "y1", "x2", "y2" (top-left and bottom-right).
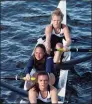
[
  {"x1": 45, "y1": 25, "x2": 52, "y2": 54},
  {"x1": 50, "y1": 86, "x2": 58, "y2": 103},
  {"x1": 63, "y1": 24, "x2": 71, "y2": 47},
  {"x1": 45, "y1": 24, "x2": 52, "y2": 44},
  {"x1": 28, "y1": 88, "x2": 37, "y2": 104}
]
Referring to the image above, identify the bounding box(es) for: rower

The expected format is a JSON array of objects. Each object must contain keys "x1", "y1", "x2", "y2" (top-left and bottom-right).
[
  {"x1": 44, "y1": 8, "x2": 71, "y2": 63},
  {"x1": 28, "y1": 71, "x2": 58, "y2": 104},
  {"x1": 24, "y1": 44, "x2": 55, "y2": 90}
]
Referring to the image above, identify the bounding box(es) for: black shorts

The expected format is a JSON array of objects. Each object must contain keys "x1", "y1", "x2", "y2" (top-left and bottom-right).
[
  {"x1": 51, "y1": 34, "x2": 64, "y2": 50},
  {"x1": 50, "y1": 34, "x2": 64, "y2": 57},
  {"x1": 37, "y1": 99, "x2": 51, "y2": 104}
]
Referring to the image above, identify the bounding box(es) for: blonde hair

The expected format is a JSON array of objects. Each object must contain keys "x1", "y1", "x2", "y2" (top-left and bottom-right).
[{"x1": 51, "y1": 8, "x2": 64, "y2": 21}]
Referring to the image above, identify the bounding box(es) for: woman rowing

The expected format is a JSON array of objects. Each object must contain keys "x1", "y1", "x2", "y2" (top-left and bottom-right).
[
  {"x1": 28, "y1": 71, "x2": 58, "y2": 104},
  {"x1": 25, "y1": 44, "x2": 54, "y2": 90},
  {"x1": 44, "y1": 8, "x2": 71, "y2": 63}
]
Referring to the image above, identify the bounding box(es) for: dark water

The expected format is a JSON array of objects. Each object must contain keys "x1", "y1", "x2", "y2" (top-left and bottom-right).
[{"x1": 1, "y1": 0, "x2": 92, "y2": 104}]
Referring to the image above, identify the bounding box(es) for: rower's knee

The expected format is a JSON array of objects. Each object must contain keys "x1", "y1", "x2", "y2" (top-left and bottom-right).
[{"x1": 55, "y1": 43, "x2": 63, "y2": 49}]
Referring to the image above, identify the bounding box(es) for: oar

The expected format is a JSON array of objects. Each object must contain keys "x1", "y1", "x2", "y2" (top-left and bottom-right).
[
  {"x1": 1, "y1": 73, "x2": 55, "y2": 85},
  {"x1": 55, "y1": 48, "x2": 92, "y2": 52},
  {"x1": 1, "y1": 76, "x2": 36, "y2": 81},
  {"x1": 1, "y1": 81, "x2": 28, "y2": 97}
]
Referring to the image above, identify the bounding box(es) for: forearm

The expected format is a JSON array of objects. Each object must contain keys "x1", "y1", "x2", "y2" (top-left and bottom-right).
[
  {"x1": 25, "y1": 56, "x2": 34, "y2": 74},
  {"x1": 45, "y1": 25, "x2": 52, "y2": 45},
  {"x1": 25, "y1": 65, "x2": 32, "y2": 74},
  {"x1": 46, "y1": 57, "x2": 54, "y2": 73},
  {"x1": 25, "y1": 67, "x2": 31, "y2": 74},
  {"x1": 63, "y1": 25, "x2": 71, "y2": 47},
  {"x1": 45, "y1": 35, "x2": 51, "y2": 43},
  {"x1": 64, "y1": 39, "x2": 71, "y2": 47}
]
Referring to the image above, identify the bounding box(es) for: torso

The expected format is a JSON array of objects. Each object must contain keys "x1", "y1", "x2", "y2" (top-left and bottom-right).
[
  {"x1": 34, "y1": 57, "x2": 46, "y2": 71},
  {"x1": 37, "y1": 91, "x2": 51, "y2": 103},
  {"x1": 33, "y1": 55, "x2": 53, "y2": 73},
  {"x1": 50, "y1": 24, "x2": 65, "y2": 50},
  {"x1": 51, "y1": 24, "x2": 64, "y2": 37},
  {"x1": 37, "y1": 85, "x2": 51, "y2": 103}
]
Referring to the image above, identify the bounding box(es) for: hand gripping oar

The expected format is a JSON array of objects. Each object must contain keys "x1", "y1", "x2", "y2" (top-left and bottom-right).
[
  {"x1": 1, "y1": 75, "x2": 36, "y2": 81},
  {"x1": 55, "y1": 48, "x2": 92, "y2": 52}
]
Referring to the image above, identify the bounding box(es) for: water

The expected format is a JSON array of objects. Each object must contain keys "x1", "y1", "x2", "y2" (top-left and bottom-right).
[{"x1": 1, "y1": 0, "x2": 92, "y2": 104}]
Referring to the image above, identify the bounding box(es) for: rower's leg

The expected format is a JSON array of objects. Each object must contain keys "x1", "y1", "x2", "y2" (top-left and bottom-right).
[{"x1": 54, "y1": 43, "x2": 63, "y2": 63}]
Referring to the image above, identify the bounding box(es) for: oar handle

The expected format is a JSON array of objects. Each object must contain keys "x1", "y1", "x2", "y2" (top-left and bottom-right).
[
  {"x1": 55, "y1": 48, "x2": 65, "y2": 52},
  {"x1": 22, "y1": 77, "x2": 36, "y2": 81}
]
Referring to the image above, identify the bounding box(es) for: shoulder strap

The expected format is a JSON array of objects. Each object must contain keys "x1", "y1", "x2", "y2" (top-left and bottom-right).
[
  {"x1": 48, "y1": 85, "x2": 50, "y2": 92},
  {"x1": 61, "y1": 24, "x2": 63, "y2": 29}
]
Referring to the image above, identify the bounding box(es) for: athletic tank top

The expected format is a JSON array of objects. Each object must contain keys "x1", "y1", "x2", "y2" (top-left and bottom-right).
[
  {"x1": 37, "y1": 91, "x2": 51, "y2": 103},
  {"x1": 37, "y1": 85, "x2": 51, "y2": 103},
  {"x1": 51, "y1": 24, "x2": 64, "y2": 38}
]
